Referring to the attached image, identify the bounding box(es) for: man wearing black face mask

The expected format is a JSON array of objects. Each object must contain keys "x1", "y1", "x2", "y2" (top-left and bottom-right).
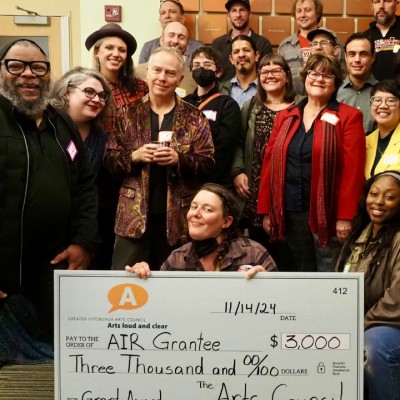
[{"x1": 184, "y1": 47, "x2": 242, "y2": 190}]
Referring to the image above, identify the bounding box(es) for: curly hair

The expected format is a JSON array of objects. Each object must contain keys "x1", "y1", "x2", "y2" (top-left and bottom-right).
[
  {"x1": 49, "y1": 66, "x2": 112, "y2": 130},
  {"x1": 337, "y1": 171, "x2": 400, "y2": 281},
  {"x1": 195, "y1": 183, "x2": 241, "y2": 269}
]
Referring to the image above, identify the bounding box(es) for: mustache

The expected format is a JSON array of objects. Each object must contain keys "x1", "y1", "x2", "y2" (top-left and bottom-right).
[
  {"x1": 15, "y1": 79, "x2": 43, "y2": 89},
  {"x1": 236, "y1": 57, "x2": 250, "y2": 63}
]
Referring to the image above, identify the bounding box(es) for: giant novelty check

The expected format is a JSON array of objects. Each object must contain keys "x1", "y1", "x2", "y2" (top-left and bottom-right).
[{"x1": 54, "y1": 271, "x2": 364, "y2": 400}]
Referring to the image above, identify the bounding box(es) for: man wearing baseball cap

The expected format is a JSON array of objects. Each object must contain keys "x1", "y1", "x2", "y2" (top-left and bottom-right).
[
  {"x1": 211, "y1": 0, "x2": 272, "y2": 81},
  {"x1": 278, "y1": 0, "x2": 345, "y2": 95},
  {"x1": 307, "y1": 28, "x2": 340, "y2": 58}
]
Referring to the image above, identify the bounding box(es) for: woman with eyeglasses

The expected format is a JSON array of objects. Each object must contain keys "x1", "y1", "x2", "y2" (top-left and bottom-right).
[
  {"x1": 50, "y1": 67, "x2": 112, "y2": 177},
  {"x1": 258, "y1": 53, "x2": 366, "y2": 272},
  {"x1": 231, "y1": 53, "x2": 299, "y2": 270},
  {"x1": 366, "y1": 80, "x2": 400, "y2": 179}
]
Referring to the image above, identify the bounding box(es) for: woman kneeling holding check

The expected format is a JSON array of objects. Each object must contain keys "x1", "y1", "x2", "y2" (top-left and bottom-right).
[
  {"x1": 125, "y1": 183, "x2": 277, "y2": 279},
  {"x1": 336, "y1": 171, "x2": 400, "y2": 400}
]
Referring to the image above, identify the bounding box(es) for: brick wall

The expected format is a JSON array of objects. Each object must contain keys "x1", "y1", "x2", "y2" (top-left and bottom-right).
[{"x1": 180, "y1": 0, "x2": 377, "y2": 47}]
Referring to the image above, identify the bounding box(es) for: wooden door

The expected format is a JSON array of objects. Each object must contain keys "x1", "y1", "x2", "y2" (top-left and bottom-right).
[{"x1": 0, "y1": 16, "x2": 70, "y2": 79}]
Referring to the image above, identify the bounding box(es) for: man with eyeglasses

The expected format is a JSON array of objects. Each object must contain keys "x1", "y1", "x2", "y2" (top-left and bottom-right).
[
  {"x1": 364, "y1": 0, "x2": 400, "y2": 81},
  {"x1": 211, "y1": 0, "x2": 272, "y2": 82},
  {"x1": 0, "y1": 39, "x2": 98, "y2": 363},
  {"x1": 337, "y1": 32, "x2": 378, "y2": 135},
  {"x1": 278, "y1": 0, "x2": 345, "y2": 95},
  {"x1": 307, "y1": 28, "x2": 340, "y2": 58},
  {"x1": 138, "y1": 0, "x2": 203, "y2": 69},
  {"x1": 184, "y1": 46, "x2": 241, "y2": 190}
]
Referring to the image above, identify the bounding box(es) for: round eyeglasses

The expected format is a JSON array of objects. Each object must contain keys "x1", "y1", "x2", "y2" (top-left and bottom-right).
[
  {"x1": 307, "y1": 70, "x2": 335, "y2": 82},
  {"x1": 2, "y1": 59, "x2": 50, "y2": 77},
  {"x1": 76, "y1": 87, "x2": 110, "y2": 102},
  {"x1": 370, "y1": 96, "x2": 398, "y2": 108}
]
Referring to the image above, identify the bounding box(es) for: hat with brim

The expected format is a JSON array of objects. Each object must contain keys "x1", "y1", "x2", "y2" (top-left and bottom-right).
[
  {"x1": 307, "y1": 28, "x2": 337, "y2": 45},
  {"x1": 225, "y1": 0, "x2": 251, "y2": 11},
  {"x1": 85, "y1": 23, "x2": 137, "y2": 57}
]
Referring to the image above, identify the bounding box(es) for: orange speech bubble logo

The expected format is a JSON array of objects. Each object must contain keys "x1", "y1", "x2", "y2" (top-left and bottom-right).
[{"x1": 108, "y1": 284, "x2": 149, "y2": 313}]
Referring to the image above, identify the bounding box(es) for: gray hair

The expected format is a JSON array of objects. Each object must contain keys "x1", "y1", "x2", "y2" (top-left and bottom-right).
[
  {"x1": 148, "y1": 46, "x2": 184, "y2": 74},
  {"x1": 49, "y1": 66, "x2": 112, "y2": 124}
]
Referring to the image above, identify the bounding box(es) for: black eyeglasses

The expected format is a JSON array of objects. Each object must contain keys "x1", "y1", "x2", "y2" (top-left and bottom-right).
[
  {"x1": 2, "y1": 59, "x2": 50, "y2": 77},
  {"x1": 76, "y1": 87, "x2": 109, "y2": 102}
]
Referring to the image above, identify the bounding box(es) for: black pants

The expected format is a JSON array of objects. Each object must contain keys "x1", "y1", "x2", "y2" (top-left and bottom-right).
[{"x1": 112, "y1": 213, "x2": 175, "y2": 270}]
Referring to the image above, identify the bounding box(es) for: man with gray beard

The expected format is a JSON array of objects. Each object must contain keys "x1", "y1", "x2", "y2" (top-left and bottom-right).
[{"x1": 0, "y1": 39, "x2": 98, "y2": 366}]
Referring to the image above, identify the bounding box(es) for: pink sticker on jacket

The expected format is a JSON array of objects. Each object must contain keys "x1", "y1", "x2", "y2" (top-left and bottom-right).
[{"x1": 66, "y1": 140, "x2": 78, "y2": 161}]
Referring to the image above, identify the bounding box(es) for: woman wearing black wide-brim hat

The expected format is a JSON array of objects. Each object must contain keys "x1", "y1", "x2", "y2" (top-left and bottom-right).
[
  {"x1": 85, "y1": 23, "x2": 148, "y2": 132},
  {"x1": 85, "y1": 23, "x2": 149, "y2": 270}
]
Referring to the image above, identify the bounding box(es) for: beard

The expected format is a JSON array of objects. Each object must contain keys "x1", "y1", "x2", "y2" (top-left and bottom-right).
[
  {"x1": 0, "y1": 75, "x2": 50, "y2": 117},
  {"x1": 231, "y1": 20, "x2": 249, "y2": 31},
  {"x1": 375, "y1": 11, "x2": 394, "y2": 26}
]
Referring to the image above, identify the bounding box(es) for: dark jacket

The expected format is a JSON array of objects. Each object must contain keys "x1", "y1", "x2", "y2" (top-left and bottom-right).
[
  {"x1": 211, "y1": 29, "x2": 272, "y2": 81},
  {"x1": 364, "y1": 16, "x2": 400, "y2": 81},
  {"x1": 184, "y1": 86, "x2": 241, "y2": 188},
  {"x1": 0, "y1": 96, "x2": 98, "y2": 293}
]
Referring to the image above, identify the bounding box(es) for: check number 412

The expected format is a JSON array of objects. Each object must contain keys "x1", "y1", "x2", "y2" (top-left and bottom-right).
[{"x1": 333, "y1": 287, "x2": 348, "y2": 295}]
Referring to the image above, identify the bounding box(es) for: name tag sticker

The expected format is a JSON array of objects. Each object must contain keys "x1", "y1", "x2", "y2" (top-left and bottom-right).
[
  {"x1": 382, "y1": 154, "x2": 400, "y2": 164},
  {"x1": 321, "y1": 112, "x2": 340, "y2": 126},
  {"x1": 66, "y1": 141, "x2": 78, "y2": 161},
  {"x1": 393, "y1": 44, "x2": 400, "y2": 53},
  {"x1": 203, "y1": 110, "x2": 217, "y2": 121},
  {"x1": 175, "y1": 87, "x2": 187, "y2": 97}
]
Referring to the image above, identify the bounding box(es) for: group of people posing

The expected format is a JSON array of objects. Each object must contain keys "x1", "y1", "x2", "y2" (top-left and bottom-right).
[{"x1": 0, "y1": 0, "x2": 400, "y2": 399}]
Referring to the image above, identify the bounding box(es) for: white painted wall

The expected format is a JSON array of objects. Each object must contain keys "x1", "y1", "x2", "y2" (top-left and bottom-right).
[{"x1": 79, "y1": 0, "x2": 160, "y2": 68}]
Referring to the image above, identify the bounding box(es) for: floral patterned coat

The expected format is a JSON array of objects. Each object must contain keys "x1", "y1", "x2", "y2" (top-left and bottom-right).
[{"x1": 104, "y1": 94, "x2": 214, "y2": 246}]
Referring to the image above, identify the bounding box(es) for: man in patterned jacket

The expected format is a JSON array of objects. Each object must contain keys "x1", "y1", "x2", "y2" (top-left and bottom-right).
[{"x1": 105, "y1": 47, "x2": 214, "y2": 270}]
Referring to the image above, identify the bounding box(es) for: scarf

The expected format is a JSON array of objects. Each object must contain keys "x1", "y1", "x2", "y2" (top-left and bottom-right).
[{"x1": 269, "y1": 112, "x2": 338, "y2": 246}]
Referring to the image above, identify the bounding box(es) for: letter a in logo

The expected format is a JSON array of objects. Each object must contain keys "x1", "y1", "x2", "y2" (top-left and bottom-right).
[
  {"x1": 119, "y1": 286, "x2": 137, "y2": 306},
  {"x1": 108, "y1": 284, "x2": 149, "y2": 312}
]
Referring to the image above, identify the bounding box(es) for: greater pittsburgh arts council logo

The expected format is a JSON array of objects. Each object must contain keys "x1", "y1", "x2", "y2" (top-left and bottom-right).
[{"x1": 108, "y1": 284, "x2": 149, "y2": 313}]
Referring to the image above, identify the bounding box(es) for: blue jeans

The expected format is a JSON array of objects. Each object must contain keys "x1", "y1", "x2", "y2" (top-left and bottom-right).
[{"x1": 364, "y1": 326, "x2": 400, "y2": 400}]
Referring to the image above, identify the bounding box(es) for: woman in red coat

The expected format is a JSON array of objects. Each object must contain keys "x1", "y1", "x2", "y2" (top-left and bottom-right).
[{"x1": 258, "y1": 54, "x2": 366, "y2": 272}]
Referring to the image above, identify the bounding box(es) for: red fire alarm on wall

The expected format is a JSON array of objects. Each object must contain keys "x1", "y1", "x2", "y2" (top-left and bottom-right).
[{"x1": 105, "y1": 5, "x2": 122, "y2": 22}]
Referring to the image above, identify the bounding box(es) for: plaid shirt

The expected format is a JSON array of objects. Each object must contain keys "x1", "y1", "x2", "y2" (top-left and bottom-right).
[
  {"x1": 104, "y1": 78, "x2": 148, "y2": 134},
  {"x1": 278, "y1": 34, "x2": 305, "y2": 95}
]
